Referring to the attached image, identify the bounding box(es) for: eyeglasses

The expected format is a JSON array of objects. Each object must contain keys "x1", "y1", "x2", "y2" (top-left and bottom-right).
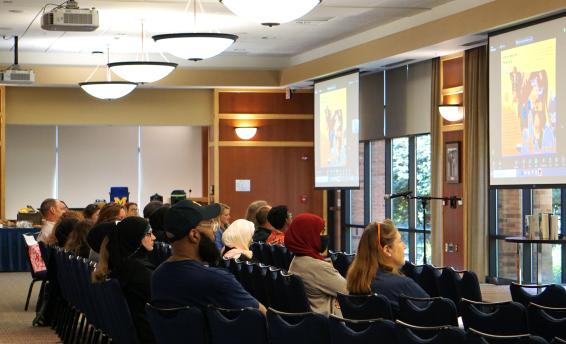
[
  {"x1": 287, "y1": 213, "x2": 293, "y2": 219},
  {"x1": 145, "y1": 226, "x2": 153, "y2": 236}
]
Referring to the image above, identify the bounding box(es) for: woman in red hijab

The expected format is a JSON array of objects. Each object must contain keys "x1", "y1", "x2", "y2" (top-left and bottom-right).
[{"x1": 285, "y1": 213, "x2": 347, "y2": 316}]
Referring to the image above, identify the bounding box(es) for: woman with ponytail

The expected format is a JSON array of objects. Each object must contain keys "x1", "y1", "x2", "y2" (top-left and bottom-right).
[
  {"x1": 89, "y1": 217, "x2": 156, "y2": 343},
  {"x1": 346, "y1": 219, "x2": 428, "y2": 311}
]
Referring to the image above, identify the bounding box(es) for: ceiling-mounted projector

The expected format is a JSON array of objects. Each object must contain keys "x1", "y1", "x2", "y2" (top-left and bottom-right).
[
  {"x1": 41, "y1": 0, "x2": 99, "y2": 32},
  {"x1": 0, "y1": 36, "x2": 35, "y2": 85}
]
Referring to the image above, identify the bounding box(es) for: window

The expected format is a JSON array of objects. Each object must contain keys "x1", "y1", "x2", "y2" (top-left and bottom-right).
[
  {"x1": 490, "y1": 188, "x2": 565, "y2": 283},
  {"x1": 345, "y1": 134, "x2": 432, "y2": 265}
]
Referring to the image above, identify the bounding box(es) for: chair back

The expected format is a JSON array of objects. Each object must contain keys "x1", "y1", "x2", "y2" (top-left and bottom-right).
[
  {"x1": 436, "y1": 267, "x2": 462, "y2": 306},
  {"x1": 551, "y1": 337, "x2": 566, "y2": 343},
  {"x1": 329, "y1": 251, "x2": 355, "y2": 277},
  {"x1": 527, "y1": 303, "x2": 566, "y2": 342},
  {"x1": 401, "y1": 261, "x2": 420, "y2": 281},
  {"x1": 328, "y1": 315, "x2": 395, "y2": 344},
  {"x1": 251, "y1": 263, "x2": 270, "y2": 306},
  {"x1": 145, "y1": 303, "x2": 206, "y2": 344},
  {"x1": 266, "y1": 308, "x2": 329, "y2": 344},
  {"x1": 398, "y1": 295, "x2": 458, "y2": 327},
  {"x1": 466, "y1": 327, "x2": 549, "y2": 344},
  {"x1": 277, "y1": 272, "x2": 311, "y2": 313},
  {"x1": 461, "y1": 270, "x2": 483, "y2": 302},
  {"x1": 417, "y1": 265, "x2": 441, "y2": 297},
  {"x1": 206, "y1": 306, "x2": 268, "y2": 344},
  {"x1": 460, "y1": 298, "x2": 528, "y2": 335},
  {"x1": 394, "y1": 320, "x2": 467, "y2": 343},
  {"x1": 272, "y1": 244, "x2": 292, "y2": 270},
  {"x1": 239, "y1": 261, "x2": 255, "y2": 295},
  {"x1": 337, "y1": 293, "x2": 393, "y2": 320},
  {"x1": 22, "y1": 233, "x2": 47, "y2": 278},
  {"x1": 511, "y1": 283, "x2": 566, "y2": 308},
  {"x1": 267, "y1": 267, "x2": 284, "y2": 311}
]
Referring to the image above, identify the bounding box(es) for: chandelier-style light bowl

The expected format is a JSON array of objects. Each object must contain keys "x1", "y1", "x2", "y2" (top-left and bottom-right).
[
  {"x1": 152, "y1": 33, "x2": 238, "y2": 61},
  {"x1": 108, "y1": 61, "x2": 178, "y2": 83},
  {"x1": 220, "y1": 0, "x2": 321, "y2": 26},
  {"x1": 79, "y1": 81, "x2": 138, "y2": 100}
]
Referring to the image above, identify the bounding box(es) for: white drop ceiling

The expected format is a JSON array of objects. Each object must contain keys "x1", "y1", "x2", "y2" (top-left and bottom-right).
[{"x1": 0, "y1": 0, "x2": 492, "y2": 84}]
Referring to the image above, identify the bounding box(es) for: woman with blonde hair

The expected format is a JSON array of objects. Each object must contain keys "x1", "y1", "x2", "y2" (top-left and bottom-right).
[
  {"x1": 214, "y1": 203, "x2": 231, "y2": 250},
  {"x1": 346, "y1": 219, "x2": 428, "y2": 311},
  {"x1": 222, "y1": 219, "x2": 255, "y2": 261}
]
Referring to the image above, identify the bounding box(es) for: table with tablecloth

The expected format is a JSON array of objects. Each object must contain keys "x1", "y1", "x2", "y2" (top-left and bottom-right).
[{"x1": 0, "y1": 227, "x2": 40, "y2": 272}]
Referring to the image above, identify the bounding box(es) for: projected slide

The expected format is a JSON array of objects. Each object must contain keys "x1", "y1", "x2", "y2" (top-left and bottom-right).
[
  {"x1": 501, "y1": 39, "x2": 556, "y2": 156},
  {"x1": 315, "y1": 72, "x2": 360, "y2": 188},
  {"x1": 489, "y1": 15, "x2": 566, "y2": 186}
]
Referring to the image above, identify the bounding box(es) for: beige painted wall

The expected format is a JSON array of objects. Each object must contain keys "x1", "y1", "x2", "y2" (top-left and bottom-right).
[{"x1": 6, "y1": 87, "x2": 213, "y2": 125}]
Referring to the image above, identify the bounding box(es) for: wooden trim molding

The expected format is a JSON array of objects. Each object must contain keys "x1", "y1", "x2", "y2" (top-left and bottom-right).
[
  {"x1": 219, "y1": 113, "x2": 313, "y2": 120},
  {"x1": 219, "y1": 141, "x2": 314, "y2": 147}
]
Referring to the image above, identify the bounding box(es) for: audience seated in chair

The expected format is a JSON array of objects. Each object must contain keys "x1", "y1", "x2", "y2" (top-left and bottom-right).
[
  {"x1": 213, "y1": 203, "x2": 231, "y2": 250},
  {"x1": 44, "y1": 211, "x2": 82, "y2": 247},
  {"x1": 265, "y1": 205, "x2": 290, "y2": 244},
  {"x1": 38, "y1": 198, "x2": 68, "y2": 243},
  {"x1": 253, "y1": 205, "x2": 285, "y2": 244},
  {"x1": 83, "y1": 203, "x2": 102, "y2": 222},
  {"x1": 346, "y1": 220, "x2": 428, "y2": 313},
  {"x1": 91, "y1": 217, "x2": 157, "y2": 343},
  {"x1": 222, "y1": 219, "x2": 255, "y2": 261},
  {"x1": 151, "y1": 200, "x2": 266, "y2": 315},
  {"x1": 245, "y1": 200, "x2": 269, "y2": 229},
  {"x1": 286, "y1": 213, "x2": 347, "y2": 316},
  {"x1": 63, "y1": 219, "x2": 94, "y2": 258}
]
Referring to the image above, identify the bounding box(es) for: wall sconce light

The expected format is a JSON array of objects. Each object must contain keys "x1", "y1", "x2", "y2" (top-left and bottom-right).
[
  {"x1": 439, "y1": 104, "x2": 464, "y2": 122},
  {"x1": 235, "y1": 127, "x2": 257, "y2": 140}
]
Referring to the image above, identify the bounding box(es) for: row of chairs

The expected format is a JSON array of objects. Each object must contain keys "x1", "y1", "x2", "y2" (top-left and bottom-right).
[
  {"x1": 401, "y1": 262, "x2": 483, "y2": 308},
  {"x1": 52, "y1": 246, "x2": 138, "y2": 343},
  {"x1": 220, "y1": 258, "x2": 311, "y2": 313},
  {"x1": 250, "y1": 242, "x2": 294, "y2": 271},
  {"x1": 510, "y1": 282, "x2": 566, "y2": 308},
  {"x1": 146, "y1": 304, "x2": 563, "y2": 344}
]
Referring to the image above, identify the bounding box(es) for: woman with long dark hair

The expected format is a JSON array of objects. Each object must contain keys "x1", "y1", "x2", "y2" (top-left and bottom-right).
[{"x1": 90, "y1": 217, "x2": 156, "y2": 343}]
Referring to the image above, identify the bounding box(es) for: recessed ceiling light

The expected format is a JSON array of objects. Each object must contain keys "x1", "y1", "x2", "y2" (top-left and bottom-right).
[
  {"x1": 4, "y1": 1, "x2": 14, "y2": 3},
  {"x1": 0, "y1": 27, "x2": 12, "y2": 31},
  {"x1": 92, "y1": 51, "x2": 103, "y2": 55},
  {"x1": 9, "y1": 9, "x2": 23, "y2": 13}
]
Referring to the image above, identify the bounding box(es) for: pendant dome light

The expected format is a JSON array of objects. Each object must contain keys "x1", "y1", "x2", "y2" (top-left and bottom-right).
[
  {"x1": 219, "y1": 0, "x2": 321, "y2": 27},
  {"x1": 108, "y1": 21, "x2": 177, "y2": 83},
  {"x1": 153, "y1": 0, "x2": 238, "y2": 61},
  {"x1": 79, "y1": 48, "x2": 137, "y2": 100}
]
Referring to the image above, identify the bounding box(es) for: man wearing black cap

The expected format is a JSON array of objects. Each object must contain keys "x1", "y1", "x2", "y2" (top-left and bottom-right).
[{"x1": 151, "y1": 200, "x2": 266, "y2": 314}]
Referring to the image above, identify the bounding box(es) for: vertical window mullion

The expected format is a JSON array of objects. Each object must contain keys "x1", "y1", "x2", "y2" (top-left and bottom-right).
[
  {"x1": 408, "y1": 135, "x2": 416, "y2": 262},
  {"x1": 364, "y1": 141, "x2": 371, "y2": 225}
]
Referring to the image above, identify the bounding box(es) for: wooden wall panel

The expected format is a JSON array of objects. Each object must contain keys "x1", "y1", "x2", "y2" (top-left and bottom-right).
[
  {"x1": 219, "y1": 119, "x2": 313, "y2": 141},
  {"x1": 219, "y1": 146, "x2": 323, "y2": 220},
  {"x1": 219, "y1": 92, "x2": 313, "y2": 114},
  {"x1": 443, "y1": 130, "x2": 464, "y2": 269},
  {"x1": 442, "y1": 58, "x2": 463, "y2": 89}
]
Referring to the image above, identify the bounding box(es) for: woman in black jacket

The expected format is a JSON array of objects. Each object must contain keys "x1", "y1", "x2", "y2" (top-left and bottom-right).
[{"x1": 90, "y1": 217, "x2": 156, "y2": 344}]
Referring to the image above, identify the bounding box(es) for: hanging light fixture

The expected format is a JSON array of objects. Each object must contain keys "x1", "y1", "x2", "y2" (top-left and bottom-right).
[
  {"x1": 153, "y1": 0, "x2": 238, "y2": 61},
  {"x1": 79, "y1": 48, "x2": 137, "y2": 100},
  {"x1": 220, "y1": 0, "x2": 321, "y2": 27},
  {"x1": 108, "y1": 21, "x2": 177, "y2": 83}
]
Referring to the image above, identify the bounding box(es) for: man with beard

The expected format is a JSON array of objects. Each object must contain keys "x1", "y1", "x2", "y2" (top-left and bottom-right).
[{"x1": 150, "y1": 200, "x2": 266, "y2": 314}]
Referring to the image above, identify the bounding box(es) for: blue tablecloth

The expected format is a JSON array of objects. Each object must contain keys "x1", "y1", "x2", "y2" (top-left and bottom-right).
[{"x1": 0, "y1": 227, "x2": 40, "y2": 272}]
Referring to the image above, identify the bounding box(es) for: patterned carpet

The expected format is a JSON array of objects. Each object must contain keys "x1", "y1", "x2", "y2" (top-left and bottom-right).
[{"x1": 0, "y1": 272, "x2": 60, "y2": 343}]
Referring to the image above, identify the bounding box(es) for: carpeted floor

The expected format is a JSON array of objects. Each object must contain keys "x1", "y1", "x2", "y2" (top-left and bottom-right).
[{"x1": 0, "y1": 272, "x2": 60, "y2": 343}]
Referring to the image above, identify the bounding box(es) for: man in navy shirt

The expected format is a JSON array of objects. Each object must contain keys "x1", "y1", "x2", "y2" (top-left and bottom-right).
[{"x1": 151, "y1": 200, "x2": 266, "y2": 314}]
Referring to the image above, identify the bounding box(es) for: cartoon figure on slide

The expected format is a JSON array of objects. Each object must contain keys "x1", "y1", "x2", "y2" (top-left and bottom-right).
[{"x1": 509, "y1": 68, "x2": 555, "y2": 154}]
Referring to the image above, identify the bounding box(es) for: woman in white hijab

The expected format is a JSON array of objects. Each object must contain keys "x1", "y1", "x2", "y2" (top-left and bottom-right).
[{"x1": 222, "y1": 219, "x2": 255, "y2": 261}]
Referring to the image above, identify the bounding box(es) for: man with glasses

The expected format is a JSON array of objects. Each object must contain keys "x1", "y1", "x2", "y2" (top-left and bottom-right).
[{"x1": 150, "y1": 200, "x2": 266, "y2": 314}]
